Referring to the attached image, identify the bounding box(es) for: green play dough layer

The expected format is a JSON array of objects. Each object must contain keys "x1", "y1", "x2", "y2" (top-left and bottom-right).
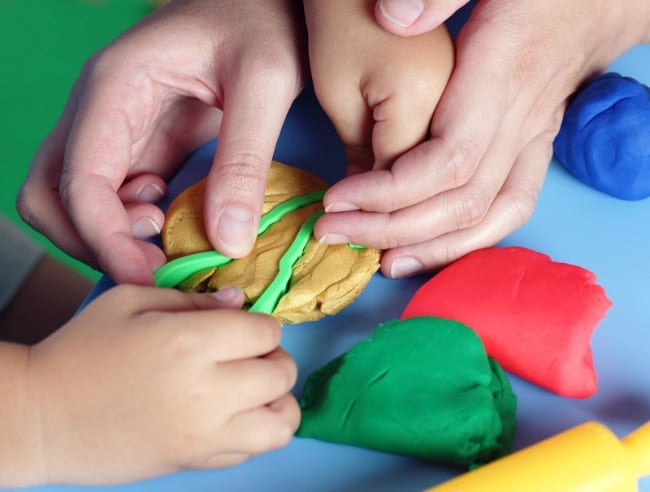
[
  {"x1": 155, "y1": 188, "x2": 366, "y2": 315},
  {"x1": 154, "y1": 190, "x2": 326, "y2": 289},
  {"x1": 249, "y1": 211, "x2": 324, "y2": 314},
  {"x1": 297, "y1": 317, "x2": 517, "y2": 466}
]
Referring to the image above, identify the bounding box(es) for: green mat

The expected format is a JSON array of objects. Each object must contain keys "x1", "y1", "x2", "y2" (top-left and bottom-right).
[{"x1": 0, "y1": 0, "x2": 155, "y2": 280}]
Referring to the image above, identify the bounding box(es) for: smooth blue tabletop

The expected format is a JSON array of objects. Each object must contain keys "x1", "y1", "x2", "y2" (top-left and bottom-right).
[{"x1": 10, "y1": 42, "x2": 650, "y2": 492}]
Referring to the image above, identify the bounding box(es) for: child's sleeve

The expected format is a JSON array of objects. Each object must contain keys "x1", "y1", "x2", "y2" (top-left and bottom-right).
[{"x1": 0, "y1": 215, "x2": 44, "y2": 313}]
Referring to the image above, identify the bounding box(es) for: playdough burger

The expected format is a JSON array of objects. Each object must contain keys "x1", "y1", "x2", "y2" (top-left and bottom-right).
[{"x1": 155, "y1": 161, "x2": 381, "y2": 324}]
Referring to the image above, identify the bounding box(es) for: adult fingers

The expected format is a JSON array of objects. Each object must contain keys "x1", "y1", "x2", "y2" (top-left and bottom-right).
[
  {"x1": 375, "y1": 0, "x2": 469, "y2": 36},
  {"x1": 122, "y1": 203, "x2": 164, "y2": 240},
  {"x1": 321, "y1": 23, "x2": 515, "y2": 216},
  {"x1": 118, "y1": 175, "x2": 167, "y2": 240},
  {"x1": 16, "y1": 78, "x2": 99, "y2": 267},
  {"x1": 317, "y1": 87, "x2": 531, "y2": 249},
  {"x1": 382, "y1": 132, "x2": 553, "y2": 277},
  {"x1": 61, "y1": 68, "x2": 165, "y2": 285},
  {"x1": 203, "y1": 59, "x2": 302, "y2": 259},
  {"x1": 117, "y1": 173, "x2": 167, "y2": 204}
]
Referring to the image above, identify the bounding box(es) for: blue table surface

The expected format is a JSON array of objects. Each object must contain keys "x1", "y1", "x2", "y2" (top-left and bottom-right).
[{"x1": 10, "y1": 42, "x2": 650, "y2": 492}]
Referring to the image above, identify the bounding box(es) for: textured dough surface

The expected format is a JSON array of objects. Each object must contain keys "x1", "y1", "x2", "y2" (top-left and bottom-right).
[
  {"x1": 401, "y1": 246, "x2": 612, "y2": 398},
  {"x1": 297, "y1": 317, "x2": 517, "y2": 466},
  {"x1": 554, "y1": 72, "x2": 650, "y2": 201},
  {"x1": 162, "y1": 161, "x2": 381, "y2": 324}
]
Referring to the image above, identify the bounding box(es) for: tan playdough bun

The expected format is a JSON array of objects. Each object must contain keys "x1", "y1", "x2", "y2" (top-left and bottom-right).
[{"x1": 161, "y1": 161, "x2": 381, "y2": 324}]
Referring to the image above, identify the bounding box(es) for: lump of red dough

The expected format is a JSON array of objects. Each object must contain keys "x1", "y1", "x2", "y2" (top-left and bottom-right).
[
  {"x1": 401, "y1": 246, "x2": 612, "y2": 398},
  {"x1": 296, "y1": 317, "x2": 517, "y2": 467}
]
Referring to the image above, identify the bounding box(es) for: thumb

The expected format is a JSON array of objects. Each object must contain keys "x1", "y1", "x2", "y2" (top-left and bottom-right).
[
  {"x1": 375, "y1": 0, "x2": 469, "y2": 36},
  {"x1": 203, "y1": 77, "x2": 299, "y2": 259}
]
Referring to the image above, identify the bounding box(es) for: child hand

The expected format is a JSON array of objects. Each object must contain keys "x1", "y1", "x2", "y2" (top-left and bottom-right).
[
  {"x1": 304, "y1": 0, "x2": 453, "y2": 174},
  {"x1": 22, "y1": 285, "x2": 299, "y2": 485}
]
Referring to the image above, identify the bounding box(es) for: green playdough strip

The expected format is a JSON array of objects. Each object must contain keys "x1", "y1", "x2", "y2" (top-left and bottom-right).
[
  {"x1": 249, "y1": 210, "x2": 324, "y2": 314},
  {"x1": 153, "y1": 190, "x2": 325, "y2": 288}
]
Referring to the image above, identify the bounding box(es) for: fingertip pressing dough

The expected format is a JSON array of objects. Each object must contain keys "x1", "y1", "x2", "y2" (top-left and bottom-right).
[
  {"x1": 158, "y1": 161, "x2": 381, "y2": 324},
  {"x1": 554, "y1": 72, "x2": 650, "y2": 200},
  {"x1": 401, "y1": 246, "x2": 612, "y2": 398},
  {"x1": 297, "y1": 316, "x2": 517, "y2": 467}
]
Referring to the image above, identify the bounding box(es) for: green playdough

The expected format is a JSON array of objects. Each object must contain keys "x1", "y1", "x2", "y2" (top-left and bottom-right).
[
  {"x1": 155, "y1": 189, "x2": 366, "y2": 315},
  {"x1": 154, "y1": 190, "x2": 325, "y2": 289},
  {"x1": 297, "y1": 317, "x2": 517, "y2": 466},
  {"x1": 249, "y1": 211, "x2": 323, "y2": 314}
]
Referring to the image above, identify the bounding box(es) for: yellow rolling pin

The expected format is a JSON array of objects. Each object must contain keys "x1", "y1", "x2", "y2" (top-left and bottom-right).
[{"x1": 426, "y1": 421, "x2": 650, "y2": 492}]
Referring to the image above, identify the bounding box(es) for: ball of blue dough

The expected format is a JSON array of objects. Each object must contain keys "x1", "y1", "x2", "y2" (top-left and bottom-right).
[{"x1": 554, "y1": 72, "x2": 650, "y2": 200}]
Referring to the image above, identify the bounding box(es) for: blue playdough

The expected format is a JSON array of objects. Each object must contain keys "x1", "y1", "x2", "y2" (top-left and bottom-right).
[{"x1": 554, "y1": 72, "x2": 650, "y2": 200}]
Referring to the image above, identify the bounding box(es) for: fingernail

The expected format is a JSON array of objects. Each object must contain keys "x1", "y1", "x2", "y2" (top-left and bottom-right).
[
  {"x1": 210, "y1": 286, "x2": 243, "y2": 303},
  {"x1": 378, "y1": 0, "x2": 424, "y2": 27},
  {"x1": 319, "y1": 233, "x2": 350, "y2": 245},
  {"x1": 217, "y1": 207, "x2": 255, "y2": 257},
  {"x1": 132, "y1": 216, "x2": 161, "y2": 239},
  {"x1": 390, "y1": 256, "x2": 423, "y2": 278},
  {"x1": 135, "y1": 183, "x2": 165, "y2": 203},
  {"x1": 325, "y1": 202, "x2": 360, "y2": 213}
]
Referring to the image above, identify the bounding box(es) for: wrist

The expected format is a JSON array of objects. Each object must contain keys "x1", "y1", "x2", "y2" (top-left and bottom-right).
[
  {"x1": 0, "y1": 343, "x2": 48, "y2": 486},
  {"x1": 625, "y1": 0, "x2": 650, "y2": 45}
]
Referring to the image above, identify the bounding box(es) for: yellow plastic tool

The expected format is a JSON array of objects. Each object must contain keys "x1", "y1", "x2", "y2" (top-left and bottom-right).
[{"x1": 426, "y1": 421, "x2": 650, "y2": 492}]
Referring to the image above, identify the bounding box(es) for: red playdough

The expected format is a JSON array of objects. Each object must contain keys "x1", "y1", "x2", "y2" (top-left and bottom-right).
[{"x1": 401, "y1": 246, "x2": 612, "y2": 398}]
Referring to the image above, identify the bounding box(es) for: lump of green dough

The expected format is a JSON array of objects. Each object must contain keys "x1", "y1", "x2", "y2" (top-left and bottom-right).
[{"x1": 296, "y1": 317, "x2": 517, "y2": 467}]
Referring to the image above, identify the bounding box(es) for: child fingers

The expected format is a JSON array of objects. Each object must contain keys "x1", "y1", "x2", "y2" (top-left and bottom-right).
[
  {"x1": 217, "y1": 348, "x2": 298, "y2": 411},
  {"x1": 218, "y1": 393, "x2": 301, "y2": 457}
]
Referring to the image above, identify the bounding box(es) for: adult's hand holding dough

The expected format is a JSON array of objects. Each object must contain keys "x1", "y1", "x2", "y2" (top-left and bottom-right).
[
  {"x1": 161, "y1": 162, "x2": 381, "y2": 324},
  {"x1": 17, "y1": 0, "x2": 306, "y2": 285},
  {"x1": 316, "y1": 0, "x2": 650, "y2": 278}
]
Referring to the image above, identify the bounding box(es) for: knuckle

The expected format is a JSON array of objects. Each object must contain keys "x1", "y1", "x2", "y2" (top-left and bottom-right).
[
  {"x1": 79, "y1": 48, "x2": 113, "y2": 83},
  {"x1": 510, "y1": 45, "x2": 545, "y2": 88},
  {"x1": 15, "y1": 184, "x2": 38, "y2": 228},
  {"x1": 278, "y1": 357, "x2": 298, "y2": 390},
  {"x1": 445, "y1": 139, "x2": 482, "y2": 187},
  {"x1": 240, "y1": 49, "x2": 299, "y2": 98},
  {"x1": 373, "y1": 214, "x2": 404, "y2": 250},
  {"x1": 58, "y1": 167, "x2": 76, "y2": 212},
  {"x1": 508, "y1": 181, "x2": 541, "y2": 228},
  {"x1": 177, "y1": 429, "x2": 211, "y2": 467},
  {"x1": 254, "y1": 415, "x2": 297, "y2": 453},
  {"x1": 442, "y1": 242, "x2": 468, "y2": 268},
  {"x1": 255, "y1": 316, "x2": 282, "y2": 351},
  {"x1": 96, "y1": 285, "x2": 145, "y2": 319},
  {"x1": 450, "y1": 188, "x2": 492, "y2": 230},
  {"x1": 216, "y1": 153, "x2": 269, "y2": 198},
  {"x1": 267, "y1": 419, "x2": 296, "y2": 449},
  {"x1": 548, "y1": 107, "x2": 566, "y2": 136}
]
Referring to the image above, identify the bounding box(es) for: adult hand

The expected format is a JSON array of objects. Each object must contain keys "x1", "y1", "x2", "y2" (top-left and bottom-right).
[
  {"x1": 17, "y1": 285, "x2": 299, "y2": 485},
  {"x1": 17, "y1": 0, "x2": 306, "y2": 285},
  {"x1": 316, "y1": 0, "x2": 650, "y2": 278}
]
